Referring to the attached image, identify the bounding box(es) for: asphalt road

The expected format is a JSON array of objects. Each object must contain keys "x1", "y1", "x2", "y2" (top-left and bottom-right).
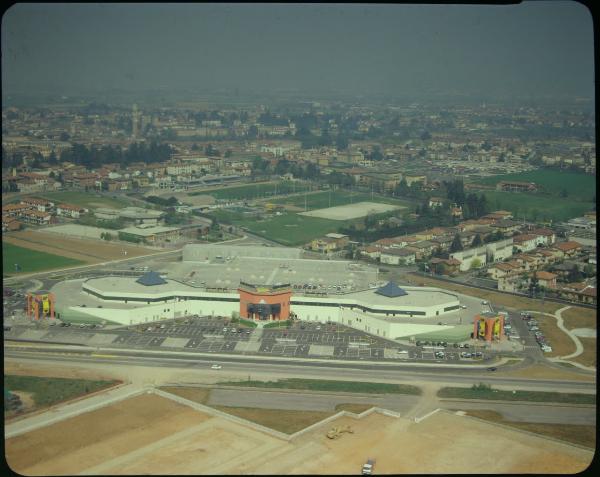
[{"x1": 4, "y1": 348, "x2": 596, "y2": 394}]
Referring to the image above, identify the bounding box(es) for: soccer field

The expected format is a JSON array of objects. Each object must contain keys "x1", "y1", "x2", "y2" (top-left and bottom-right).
[
  {"x1": 272, "y1": 190, "x2": 412, "y2": 211},
  {"x1": 210, "y1": 210, "x2": 344, "y2": 246},
  {"x1": 2, "y1": 242, "x2": 85, "y2": 275},
  {"x1": 189, "y1": 181, "x2": 313, "y2": 201}
]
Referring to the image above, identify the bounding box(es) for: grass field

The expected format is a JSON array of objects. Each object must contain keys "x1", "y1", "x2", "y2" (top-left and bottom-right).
[
  {"x1": 189, "y1": 181, "x2": 313, "y2": 200},
  {"x1": 217, "y1": 378, "x2": 422, "y2": 395},
  {"x1": 35, "y1": 191, "x2": 129, "y2": 209},
  {"x1": 2, "y1": 242, "x2": 85, "y2": 275},
  {"x1": 474, "y1": 170, "x2": 596, "y2": 202},
  {"x1": 5, "y1": 375, "x2": 119, "y2": 408},
  {"x1": 271, "y1": 190, "x2": 412, "y2": 212},
  {"x1": 210, "y1": 209, "x2": 344, "y2": 245},
  {"x1": 482, "y1": 190, "x2": 593, "y2": 222},
  {"x1": 460, "y1": 409, "x2": 596, "y2": 449},
  {"x1": 438, "y1": 384, "x2": 595, "y2": 404},
  {"x1": 212, "y1": 405, "x2": 333, "y2": 434}
]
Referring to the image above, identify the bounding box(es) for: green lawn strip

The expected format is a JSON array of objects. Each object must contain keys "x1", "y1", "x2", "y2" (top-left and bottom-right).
[
  {"x1": 217, "y1": 378, "x2": 422, "y2": 395},
  {"x1": 481, "y1": 190, "x2": 593, "y2": 222},
  {"x1": 2, "y1": 242, "x2": 85, "y2": 275},
  {"x1": 230, "y1": 317, "x2": 258, "y2": 328},
  {"x1": 37, "y1": 191, "x2": 129, "y2": 209},
  {"x1": 263, "y1": 320, "x2": 292, "y2": 328},
  {"x1": 438, "y1": 385, "x2": 596, "y2": 404},
  {"x1": 189, "y1": 181, "x2": 313, "y2": 200},
  {"x1": 5, "y1": 375, "x2": 120, "y2": 408},
  {"x1": 473, "y1": 170, "x2": 595, "y2": 201}
]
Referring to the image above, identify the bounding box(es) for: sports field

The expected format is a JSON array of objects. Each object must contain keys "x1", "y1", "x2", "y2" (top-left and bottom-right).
[
  {"x1": 189, "y1": 181, "x2": 312, "y2": 201},
  {"x1": 272, "y1": 189, "x2": 412, "y2": 211},
  {"x1": 300, "y1": 201, "x2": 403, "y2": 220},
  {"x1": 2, "y1": 242, "x2": 85, "y2": 275},
  {"x1": 482, "y1": 191, "x2": 593, "y2": 222},
  {"x1": 211, "y1": 209, "x2": 342, "y2": 246},
  {"x1": 474, "y1": 170, "x2": 596, "y2": 201}
]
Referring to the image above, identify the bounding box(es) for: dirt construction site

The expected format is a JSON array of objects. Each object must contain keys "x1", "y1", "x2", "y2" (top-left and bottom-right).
[
  {"x1": 6, "y1": 389, "x2": 593, "y2": 475},
  {"x1": 3, "y1": 230, "x2": 159, "y2": 263}
]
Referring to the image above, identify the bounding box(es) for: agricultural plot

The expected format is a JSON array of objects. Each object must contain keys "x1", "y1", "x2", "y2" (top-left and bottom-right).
[
  {"x1": 482, "y1": 191, "x2": 593, "y2": 222},
  {"x1": 189, "y1": 181, "x2": 313, "y2": 201},
  {"x1": 474, "y1": 170, "x2": 596, "y2": 202},
  {"x1": 2, "y1": 242, "x2": 85, "y2": 275}
]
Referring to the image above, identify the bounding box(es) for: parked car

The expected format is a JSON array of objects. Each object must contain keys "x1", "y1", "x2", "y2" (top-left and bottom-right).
[{"x1": 210, "y1": 364, "x2": 222, "y2": 370}]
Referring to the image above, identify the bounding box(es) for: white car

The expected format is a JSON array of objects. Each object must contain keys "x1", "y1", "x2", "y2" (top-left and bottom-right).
[
  {"x1": 481, "y1": 301, "x2": 489, "y2": 305},
  {"x1": 460, "y1": 305, "x2": 467, "y2": 309},
  {"x1": 210, "y1": 364, "x2": 222, "y2": 370}
]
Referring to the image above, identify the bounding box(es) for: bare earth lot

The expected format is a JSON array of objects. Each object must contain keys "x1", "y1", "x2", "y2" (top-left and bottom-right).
[
  {"x1": 3, "y1": 230, "x2": 158, "y2": 263},
  {"x1": 5, "y1": 394, "x2": 593, "y2": 475},
  {"x1": 299, "y1": 201, "x2": 402, "y2": 220}
]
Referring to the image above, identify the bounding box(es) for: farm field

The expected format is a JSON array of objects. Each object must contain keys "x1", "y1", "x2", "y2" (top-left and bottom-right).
[
  {"x1": 3, "y1": 230, "x2": 159, "y2": 271},
  {"x1": 189, "y1": 180, "x2": 313, "y2": 201},
  {"x1": 210, "y1": 209, "x2": 344, "y2": 245},
  {"x1": 481, "y1": 190, "x2": 593, "y2": 222},
  {"x1": 474, "y1": 170, "x2": 596, "y2": 202},
  {"x1": 5, "y1": 375, "x2": 120, "y2": 418},
  {"x1": 2, "y1": 242, "x2": 85, "y2": 275}
]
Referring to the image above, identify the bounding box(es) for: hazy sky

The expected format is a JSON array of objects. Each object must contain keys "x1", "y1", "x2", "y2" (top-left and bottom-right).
[{"x1": 1, "y1": 2, "x2": 594, "y2": 99}]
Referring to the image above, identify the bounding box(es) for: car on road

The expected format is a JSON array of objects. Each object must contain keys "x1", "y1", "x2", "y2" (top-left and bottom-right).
[
  {"x1": 481, "y1": 301, "x2": 489, "y2": 305},
  {"x1": 487, "y1": 367, "x2": 497, "y2": 372},
  {"x1": 460, "y1": 305, "x2": 467, "y2": 309},
  {"x1": 210, "y1": 364, "x2": 222, "y2": 370},
  {"x1": 460, "y1": 352, "x2": 471, "y2": 358}
]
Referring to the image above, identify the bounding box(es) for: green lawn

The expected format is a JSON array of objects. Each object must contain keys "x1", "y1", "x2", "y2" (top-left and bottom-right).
[
  {"x1": 482, "y1": 191, "x2": 593, "y2": 222},
  {"x1": 474, "y1": 170, "x2": 596, "y2": 202},
  {"x1": 189, "y1": 181, "x2": 313, "y2": 201},
  {"x1": 36, "y1": 191, "x2": 129, "y2": 209},
  {"x1": 271, "y1": 190, "x2": 412, "y2": 212},
  {"x1": 5, "y1": 375, "x2": 120, "y2": 408},
  {"x1": 210, "y1": 210, "x2": 344, "y2": 246},
  {"x1": 2, "y1": 242, "x2": 85, "y2": 276},
  {"x1": 438, "y1": 384, "x2": 596, "y2": 404},
  {"x1": 217, "y1": 378, "x2": 422, "y2": 395}
]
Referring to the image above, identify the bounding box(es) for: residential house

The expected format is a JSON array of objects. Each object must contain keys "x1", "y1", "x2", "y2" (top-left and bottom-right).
[
  {"x1": 360, "y1": 245, "x2": 381, "y2": 261},
  {"x1": 428, "y1": 197, "x2": 445, "y2": 208},
  {"x1": 2, "y1": 216, "x2": 22, "y2": 232},
  {"x1": 19, "y1": 209, "x2": 53, "y2": 226},
  {"x1": 450, "y1": 245, "x2": 487, "y2": 271},
  {"x1": 532, "y1": 271, "x2": 557, "y2": 289},
  {"x1": 56, "y1": 203, "x2": 88, "y2": 219},
  {"x1": 553, "y1": 241, "x2": 583, "y2": 258},
  {"x1": 2, "y1": 203, "x2": 33, "y2": 217},
  {"x1": 556, "y1": 283, "x2": 597, "y2": 305},
  {"x1": 513, "y1": 234, "x2": 539, "y2": 253},
  {"x1": 406, "y1": 240, "x2": 437, "y2": 260},
  {"x1": 20, "y1": 197, "x2": 53, "y2": 212},
  {"x1": 429, "y1": 257, "x2": 461, "y2": 276},
  {"x1": 379, "y1": 247, "x2": 416, "y2": 265},
  {"x1": 485, "y1": 237, "x2": 514, "y2": 262},
  {"x1": 530, "y1": 228, "x2": 556, "y2": 246},
  {"x1": 491, "y1": 219, "x2": 523, "y2": 235}
]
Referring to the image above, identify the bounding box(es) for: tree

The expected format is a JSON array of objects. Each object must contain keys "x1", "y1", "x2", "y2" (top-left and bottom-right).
[
  {"x1": 471, "y1": 234, "x2": 483, "y2": 247},
  {"x1": 559, "y1": 188, "x2": 568, "y2": 198},
  {"x1": 450, "y1": 233, "x2": 463, "y2": 253},
  {"x1": 420, "y1": 130, "x2": 431, "y2": 141},
  {"x1": 470, "y1": 258, "x2": 482, "y2": 270},
  {"x1": 568, "y1": 264, "x2": 583, "y2": 283},
  {"x1": 529, "y1": 273, "x2": 540, "y2": 297}
]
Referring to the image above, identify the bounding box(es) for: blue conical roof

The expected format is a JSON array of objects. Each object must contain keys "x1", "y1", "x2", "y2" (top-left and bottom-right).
[
  {"x1": 375, "y1": 281, "x2": 408, "y2": 298},
  {"x1": 136, "y1": 271, "x2": 167, "y2": 286}
]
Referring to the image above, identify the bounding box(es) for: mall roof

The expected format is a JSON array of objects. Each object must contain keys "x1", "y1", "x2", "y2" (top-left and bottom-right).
[
  {"x1": 136, "y1": 271, "x2": 168, "y2": 286},
  {"x1": 375, "y1": 281, "x2": 408, "y2": 298}
]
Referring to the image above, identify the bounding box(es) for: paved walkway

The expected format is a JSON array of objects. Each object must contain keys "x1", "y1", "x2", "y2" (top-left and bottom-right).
[
  {"x1": 527, "y1": 306, "x2": 596, "y2": 372},
  {"x1": 5, "y1": 383, "x2": 143, "y2": 439}
]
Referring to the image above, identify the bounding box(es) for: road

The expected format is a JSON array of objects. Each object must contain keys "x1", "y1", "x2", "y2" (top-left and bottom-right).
[{"x1": 4, "y1": 348, "x2": 596, "y2": 394}]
